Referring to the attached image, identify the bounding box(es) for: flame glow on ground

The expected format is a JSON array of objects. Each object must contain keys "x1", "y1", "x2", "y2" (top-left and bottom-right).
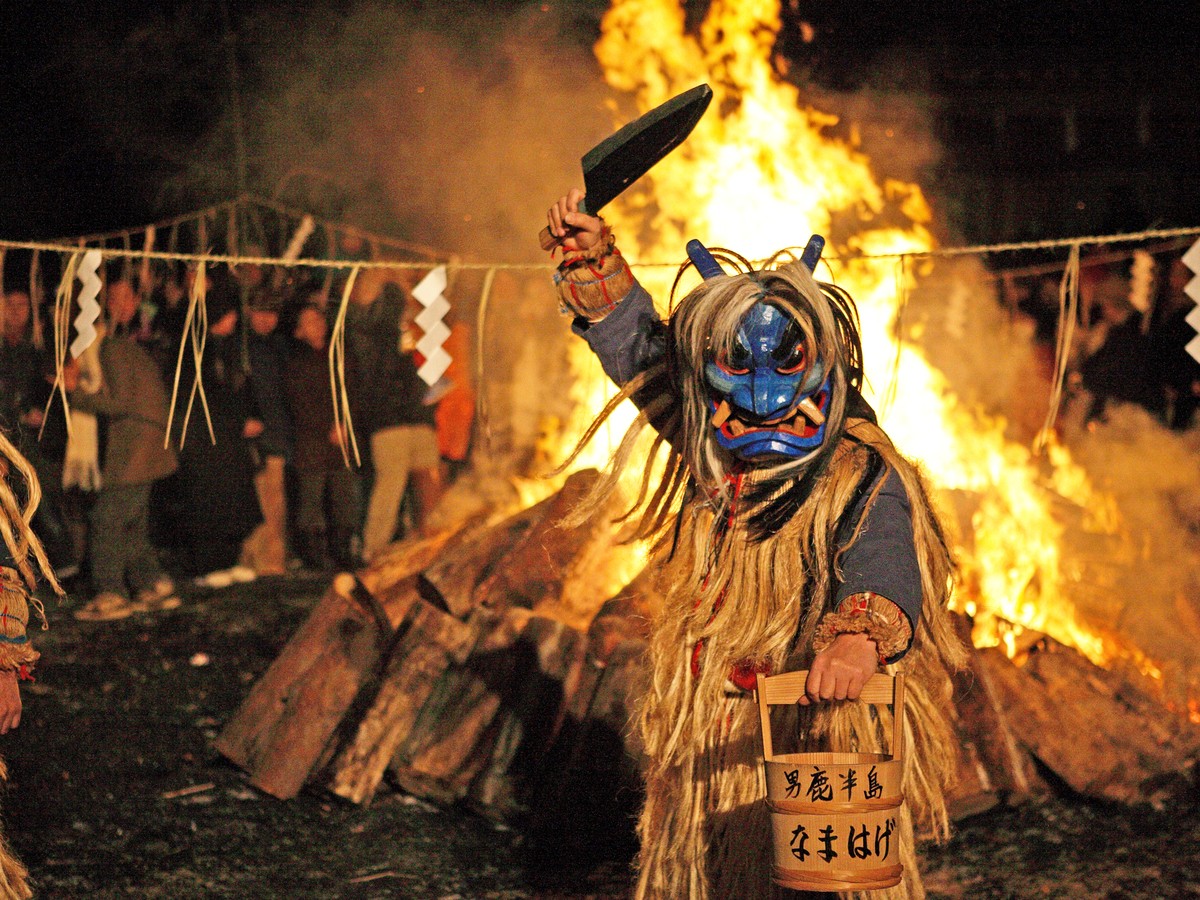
[{"x1": 534, "y1": 0, "x2": 1158, "y2": 675}]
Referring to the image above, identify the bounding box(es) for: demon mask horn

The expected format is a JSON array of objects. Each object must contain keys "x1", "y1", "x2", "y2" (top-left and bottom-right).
[{"x1": 686, "y1": 234, "x2": 825, "y2": 280}]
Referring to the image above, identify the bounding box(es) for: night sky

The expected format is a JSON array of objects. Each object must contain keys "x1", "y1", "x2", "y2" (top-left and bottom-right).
[{"x1": 2, "y1": 1, "x2": 1196, "y2": 243}]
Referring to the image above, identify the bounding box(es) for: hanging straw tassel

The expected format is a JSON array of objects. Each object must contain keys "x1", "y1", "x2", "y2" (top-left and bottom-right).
[
  {"x1": 41, "y1": 251, "x2": 84, "y2": 442},
  {"x1": 165, "y1": 263, "x2": 215, "y2": 449},
  {"x1": 474, "y1": 266, "x2": 496, "y2": 452},
  {"x1": 877, "y1": 254, "x2": 910, "y2": 421},
  {"x1": 328, "y1": 266, "x2": 362, "y2": 468},
  {"x1": 138, "y1": 226, "x2": 156, "y2": 299},
  {"x1": 28, "y1": 251, "x2": 43, "y2": 352},
  {"x1": 0, "y1": 249, "x2": 6, "y2": 338},
  {"x1": 1034, "y1": 243, "x2": 1081, "y2": 453}
]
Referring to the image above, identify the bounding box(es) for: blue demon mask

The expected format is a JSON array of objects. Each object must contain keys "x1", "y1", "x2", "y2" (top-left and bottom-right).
[{"x1": 704, "y1": 301, "x2": 831, "y2": 459}]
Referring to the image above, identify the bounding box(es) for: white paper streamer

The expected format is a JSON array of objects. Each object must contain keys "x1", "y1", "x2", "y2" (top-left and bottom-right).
[
  {"x1": 70, "y1": 248, "x2": 103, "y2": 358},
  {"x1": 1182, "y1": 238, "x2": 1200, "y2": 365},
  {"x1": 412, "y1": 265, "x2": 452, "y2": 386}
]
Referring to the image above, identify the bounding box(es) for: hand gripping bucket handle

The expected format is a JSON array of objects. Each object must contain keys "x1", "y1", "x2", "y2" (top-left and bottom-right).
[
  {"x1": 755, "y1": 670, "x2": 907, "y2": 892},
  {"x1": 755, "y1": 670, "x2": 905, "y2": 763}
]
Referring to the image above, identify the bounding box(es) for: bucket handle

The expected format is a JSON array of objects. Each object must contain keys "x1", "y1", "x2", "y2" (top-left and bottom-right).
[{"x1": 754, "y1": 670, "x2": 905, "y2": 764}]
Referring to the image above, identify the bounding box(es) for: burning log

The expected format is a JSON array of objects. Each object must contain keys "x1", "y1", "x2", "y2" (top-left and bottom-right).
[
  {"x1": 217, "y1": 472, "x2": 1199, "y2": 831},
  {"x1": 216, "y1": 469, "x2": 627, "y2": 808},
  {"x1": 946, "y1": 613, "x2": 1046, "y2": 819},
  {"x1": 972, "y1": 635, "x2": 1200, "y2": 806},
  {"x1": 388, "y1": 606, "x2": 543, "y2": 805},
  {"x1": 527, "y1": 637, "x2": 650, "y2": 861},
  {"x1": 465, "y1": 614, "x2": 590, "y2": 817},
  {"x1": 212, "y1": 579, "x2": 403, "y2": 800}
]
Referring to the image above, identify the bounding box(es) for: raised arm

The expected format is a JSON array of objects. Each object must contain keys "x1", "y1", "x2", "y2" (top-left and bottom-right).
[{"x1": 545, "y1": 190, "x2": 667, "y2": 388}]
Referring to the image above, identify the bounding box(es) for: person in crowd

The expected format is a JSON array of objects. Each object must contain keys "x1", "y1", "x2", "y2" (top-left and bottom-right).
[
  {"x1": 171, "y1": 282, "x2": 262, "y2": 585},
  {"x1": 284, "y1": 302, "x2": 359, "y2": 571},
  {"x1": 68, "y1": 281, "x2": 179, "y2": 620},
  {"x1": 1147, "y1": 256, "x2": 1200, "y2": 430},
  {"x1": 238, "y1": 289, "x2": 293, "y2": 576},
  {"x1": 0, "y1": 291, "x2": 45, "y2": 437},
  {"x1": 1076, "y1": 271, "x2": 1159, "y2": 423},
  {"x1": 145, "y1": 264, "x2": 190, "y2": 376},
  {"x1": 347, "y1": 272, "x2": 441, "y2": 561},
  {"x1": 0, "y1": 290, "x2": 76, "y2": 574},
  {"x1": 433, "y1": 311, "x2": 475, "y2": 484}
]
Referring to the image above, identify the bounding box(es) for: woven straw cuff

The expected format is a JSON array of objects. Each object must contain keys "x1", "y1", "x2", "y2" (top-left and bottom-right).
[
  {"x1": 812, "y1": 592, "x2": 913, "y2": 663},
  {"x1": 553, "y1": 226, "x2": 635, "y2": 322},
  {"x1": 0, "y1": 576, "x2": 33, "y2": 644},
  {"x1": 0, "y1": 641, "x2": 38, "y2": 674}
]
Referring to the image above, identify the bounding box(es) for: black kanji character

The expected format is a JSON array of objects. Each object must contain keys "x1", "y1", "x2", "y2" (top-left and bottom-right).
[
  {"x1": 874, "y1": 817, "x2": 896, "y2": 860},
  {"x1": 839, "y1": 768, "x2": 858, "y2": 799},
  {"x1": 864, "y1": 765, "x2": 883, "y2": 800},
  {"x1": 806, "y1": 766, "x2": 833, "y2": 803},
  {"x1": 789, "y1": 823, "x2": 810, "y2": 861},
  {"x1": 817, "y1": 824, "x2": 839, "y2": 863},
  {"x1": 784, "y1": 768, "x2": 802, "y2": 799}
]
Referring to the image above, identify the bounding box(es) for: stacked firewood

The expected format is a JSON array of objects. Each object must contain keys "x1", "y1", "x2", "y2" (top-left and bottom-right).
[{"x1": 216, "y1": 470, "x2": 1200, "y2": 833}]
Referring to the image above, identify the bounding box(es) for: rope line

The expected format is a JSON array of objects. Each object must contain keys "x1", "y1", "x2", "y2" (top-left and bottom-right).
[{"x1": 4, "y1": 224, "x2": 1199, "y2": 273}]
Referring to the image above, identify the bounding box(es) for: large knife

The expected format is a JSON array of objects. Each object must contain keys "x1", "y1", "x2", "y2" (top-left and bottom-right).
[{"x1": 539, "y1": 83, "x2": 713, "y2": 250}]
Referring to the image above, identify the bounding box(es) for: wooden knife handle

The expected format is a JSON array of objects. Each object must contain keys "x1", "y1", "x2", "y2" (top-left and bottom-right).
[{"x1": 538, "y1": 225, "x2": 560, "y2": 251}]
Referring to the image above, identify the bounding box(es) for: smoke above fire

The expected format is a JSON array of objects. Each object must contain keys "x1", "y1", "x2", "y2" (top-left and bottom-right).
[
  {"x1": 238, "y1": 2, "x2": 619, "y2": 259},
  {"x1": 246, "y1": 1, "x2": 1200, "y2": 712}
]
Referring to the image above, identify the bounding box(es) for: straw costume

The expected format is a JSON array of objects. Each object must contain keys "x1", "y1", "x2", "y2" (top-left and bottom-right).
[
  {"x1": 0, "y1": 428, "x2": 64, "y2": 899},
  {"x1": 545, "y1": 195, "x2": 966, "y2": 899}
]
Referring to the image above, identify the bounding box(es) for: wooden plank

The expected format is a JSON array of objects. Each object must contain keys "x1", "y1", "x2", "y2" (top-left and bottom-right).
[
  {"x1": 472, "y1": 470, "x2": 607, "y2": 613},
  {"x1": 358, "y1": 529, "x2": 456, "y2": 600},
  {"x1": 467, "y1": 616, "x2": 588, "y2": 818},
  {"x1": 527, "y1": 638, "x2": 648, "y2": 864},
  {"x1": 419, "y1": 505, "x2": 548, "y2": 618},
  {"x1": 213, "y1": 579, "x2": 400, "y2": 799},
  {"x1": 585, "y1": 562, "x2": 666, "y2": 663},
  {"x1": 946, "y1": 614, "x2": 1042, "y2": 817},
  {"x1": 323, "y1": 598, "x2": 478, "y2": 805},
  {"x1": 390, "y1": 607, "x2": 528, "y2": 804}
]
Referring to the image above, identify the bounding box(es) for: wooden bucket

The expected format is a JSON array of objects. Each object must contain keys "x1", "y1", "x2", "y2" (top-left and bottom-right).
[{"x1": 755, "y1": 670, "x2": 906, "y2": 892}]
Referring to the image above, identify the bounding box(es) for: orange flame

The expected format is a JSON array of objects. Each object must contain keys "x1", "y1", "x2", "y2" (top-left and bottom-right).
[{"x1": 534, "y1": 0, "x2": 1150, "y2": 671}]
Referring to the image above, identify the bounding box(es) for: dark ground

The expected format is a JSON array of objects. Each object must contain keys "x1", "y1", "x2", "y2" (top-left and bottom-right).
[{"x1": 2, "y1": 575, "x2": 1198, "y2": 899}]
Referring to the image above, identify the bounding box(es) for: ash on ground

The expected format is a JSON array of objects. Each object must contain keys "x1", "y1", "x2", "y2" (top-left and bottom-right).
[{"x1": 4, "y1": 577, "x2": 1197, "y2": 899}]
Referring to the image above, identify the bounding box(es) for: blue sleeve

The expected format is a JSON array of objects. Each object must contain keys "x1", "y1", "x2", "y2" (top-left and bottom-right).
[
  {"x1": 835, "y1": 468, "x2": 923, "y2": 641},
  {"x1": 570, "y1": 282, "x2": 667, "y2": 387}
]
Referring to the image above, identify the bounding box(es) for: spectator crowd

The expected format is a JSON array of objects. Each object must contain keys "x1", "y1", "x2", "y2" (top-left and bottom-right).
[
  {"x1": 1002, "y1": 250, "x2": 1200, "y2": 438},
  {"x1": 0, "y1": 261, "x2": 474, "y2": 621},
  {"x1": 1, "y1": 247, "x2": 1195, "y2": 621}
]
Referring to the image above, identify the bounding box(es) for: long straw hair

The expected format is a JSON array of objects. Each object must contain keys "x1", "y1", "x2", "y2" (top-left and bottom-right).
[
  {"x1": 561, "y1": 253, "x2": 967, "y2": 899},
  {"x1": 0, "y1": 430, "x2": 63, "y2": 610}
]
